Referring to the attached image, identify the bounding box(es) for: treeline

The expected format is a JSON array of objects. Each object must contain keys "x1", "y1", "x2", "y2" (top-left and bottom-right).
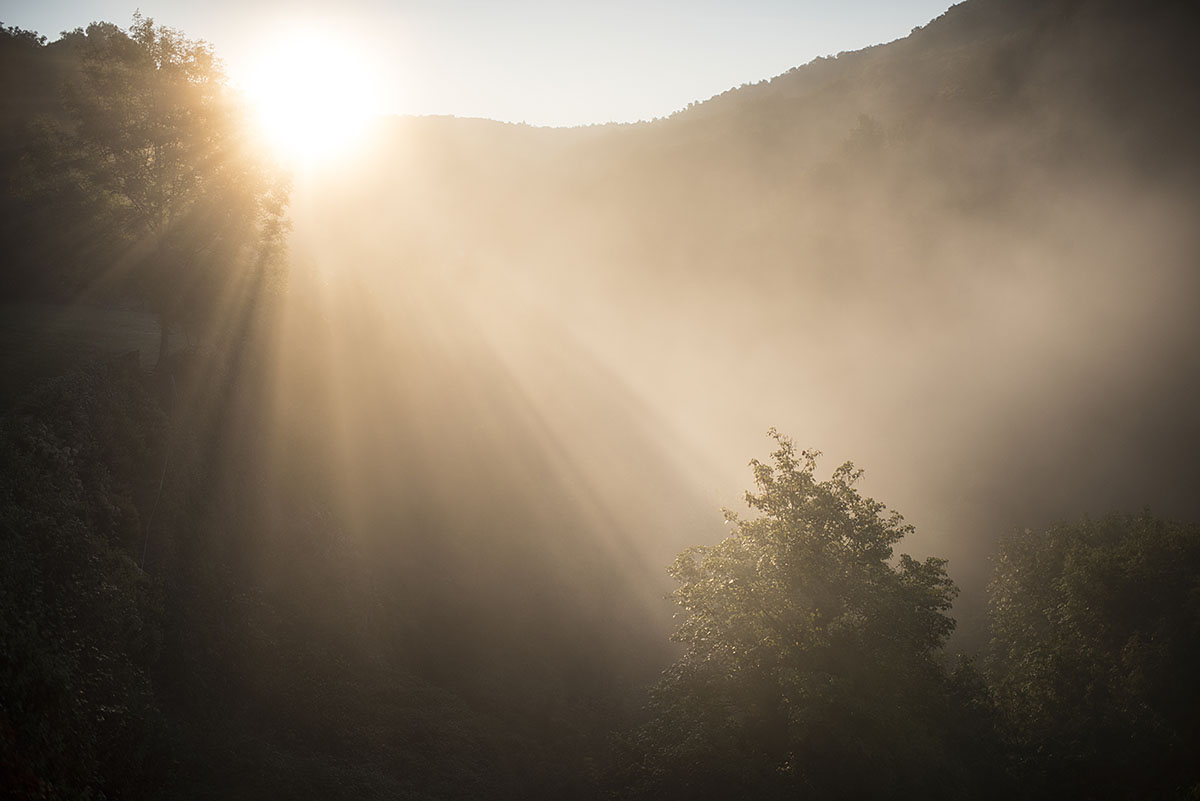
[
  {"x1": 3, "y1": 356, "x2": 1198, "y2": 799},
  {"x1": 615, "y1": 436, "x2": 1200, "y2": 799}
]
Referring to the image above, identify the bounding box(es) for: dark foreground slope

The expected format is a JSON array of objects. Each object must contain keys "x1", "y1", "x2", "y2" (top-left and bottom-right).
[{"x1": 0, "y1": 333, "x2": 691, "y2": 799}]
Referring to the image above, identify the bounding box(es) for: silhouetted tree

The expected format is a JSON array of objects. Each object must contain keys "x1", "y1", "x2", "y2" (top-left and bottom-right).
[{"x1": 23, "y1": 15, "x2": 287, "y2": 361}]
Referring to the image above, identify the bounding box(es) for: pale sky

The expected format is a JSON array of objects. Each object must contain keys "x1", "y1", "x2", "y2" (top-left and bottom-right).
[{"x1": 1, "y1": 0, "x2": 955, "y2": 126}]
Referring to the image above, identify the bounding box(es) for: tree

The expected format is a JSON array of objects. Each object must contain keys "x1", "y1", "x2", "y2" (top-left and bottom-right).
[
  {"x1": 25, "y1": 16, "x2": 288, "y2": 362},
  {"x1": 621, "y1": 432, "x2": 999, "y2": 800},
  {"x1": 988, "y1": 512, "x2": 1200, "y2": 800}
]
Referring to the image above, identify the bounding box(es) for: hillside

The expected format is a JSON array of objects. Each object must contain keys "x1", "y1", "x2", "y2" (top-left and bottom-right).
[
  {"x1": 297, "y1": 0, "x2": 1200, "y2": 594},
  {"x1": 3, "y1": 0, "x2": 1199, "y2": 797}
]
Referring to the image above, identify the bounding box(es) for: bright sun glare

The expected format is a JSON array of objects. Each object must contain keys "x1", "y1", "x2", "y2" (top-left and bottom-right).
[{"x1": 244, "y1": 30, "x2": 381, "y2": 163}]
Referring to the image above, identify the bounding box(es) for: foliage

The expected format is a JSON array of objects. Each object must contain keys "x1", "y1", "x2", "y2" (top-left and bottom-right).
[
  {"x1": 0, "y1": 24, "x2": 46, "y2": 48},
  {"x1": 620, "y1": 432, "x2": 1000, "y2": 799},
  {"x1": 18, "y1": 16, "x2": 288, "y2": 355},
  {"x1": 988, "y1": 512, "x2": 1200, "y2": 799},
  {"x1": 0, "y1": 359, "x2": 169, "y2": 799}
]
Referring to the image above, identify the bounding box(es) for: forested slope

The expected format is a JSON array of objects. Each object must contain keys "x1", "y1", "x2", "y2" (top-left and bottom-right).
[{"x1": 2, "y1": 0, "x2": 1199, "y2": 797}]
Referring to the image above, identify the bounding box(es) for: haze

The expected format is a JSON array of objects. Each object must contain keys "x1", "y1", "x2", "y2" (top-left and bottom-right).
[
  {"x1": 275, "y1": 0, "x2": 1200, "y2": 613},
  {"x1": 2, "y1": 0, "x2": 1198, "y2": 797}
]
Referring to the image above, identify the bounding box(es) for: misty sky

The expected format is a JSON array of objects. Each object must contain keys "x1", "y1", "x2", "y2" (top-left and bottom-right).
[{"x1": 1, "y1": 0, "x2": 953, "y2": 125}]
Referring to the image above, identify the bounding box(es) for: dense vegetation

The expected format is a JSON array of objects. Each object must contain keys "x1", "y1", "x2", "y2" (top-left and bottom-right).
[
  {"x1": 4, "y1": 352, "x2": 1196, "y2": 798},
  {"x1": 616, "y1": 437, "x2": 997, "y2": 800},
  {"x1": 2, "y1": 0, "x2": 1199, "y2": 798}
]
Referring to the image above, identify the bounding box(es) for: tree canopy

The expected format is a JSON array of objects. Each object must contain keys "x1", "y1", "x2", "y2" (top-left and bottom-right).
[
  {"x1": 988, "y1": 512, "x2": 1200, "y2": 799},
  {"x1": 20, "y1": 15, "x2": 288, "y2": 360},
  {"x1": 621, "y1": 432, "x2": 999, "y2": 800}
]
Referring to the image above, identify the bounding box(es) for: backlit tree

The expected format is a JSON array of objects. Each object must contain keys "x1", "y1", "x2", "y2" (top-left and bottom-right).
[
  {"x1": 623, "y1": 432, "x2": 993, "y2": 799},
  {"x1": 30, "y1": 15, "x2": 288, "y2": 362}
]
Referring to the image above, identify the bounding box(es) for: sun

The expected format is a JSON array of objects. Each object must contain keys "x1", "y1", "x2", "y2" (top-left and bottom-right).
[{"x1": 243, "y1": 30, "x2": 382, "y2": 163}]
